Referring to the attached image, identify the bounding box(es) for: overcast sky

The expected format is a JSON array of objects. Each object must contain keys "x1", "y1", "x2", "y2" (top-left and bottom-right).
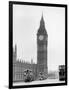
[{"x1": 13, "y1": 4, "x2": 65, "y2": 71}]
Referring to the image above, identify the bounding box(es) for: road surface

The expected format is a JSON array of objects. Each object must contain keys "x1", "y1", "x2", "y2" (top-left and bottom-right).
[{"x1": 13, "y1": 79, "x2": 65, "y2": 86}]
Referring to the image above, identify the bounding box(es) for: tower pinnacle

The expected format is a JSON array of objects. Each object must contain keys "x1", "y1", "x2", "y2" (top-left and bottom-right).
[{"x1": 40, "y1": 13, "x2": 44, "y2": 25}]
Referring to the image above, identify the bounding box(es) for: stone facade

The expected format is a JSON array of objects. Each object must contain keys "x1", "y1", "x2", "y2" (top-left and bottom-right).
[{"x1": 13, "y1": 46, "x2": 36, "y2": 82}]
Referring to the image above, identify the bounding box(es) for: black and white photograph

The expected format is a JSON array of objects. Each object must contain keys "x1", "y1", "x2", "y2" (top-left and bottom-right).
[{"x1": 9, "y1": 1, "x2": 67, "y2": 89}]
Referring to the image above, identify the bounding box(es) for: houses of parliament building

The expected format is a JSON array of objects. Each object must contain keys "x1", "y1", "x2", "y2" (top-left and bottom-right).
[{"x1": 13, "y1": 14, "x2": 48, "y2": 82}]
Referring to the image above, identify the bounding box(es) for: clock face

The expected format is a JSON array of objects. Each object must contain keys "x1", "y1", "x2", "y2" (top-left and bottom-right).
[{"x1": 39, "y1": 35, "x2": 44, "y2": 40}]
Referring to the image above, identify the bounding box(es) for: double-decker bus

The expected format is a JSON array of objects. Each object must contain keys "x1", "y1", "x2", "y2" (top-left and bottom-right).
[{"x1": 59, "y1": 65, "x2": 65, "y2": 81}]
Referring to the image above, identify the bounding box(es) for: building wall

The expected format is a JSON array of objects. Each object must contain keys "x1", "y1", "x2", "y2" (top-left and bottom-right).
[{"x1": 13, "y1": 48, "x2": 37, "y2": 82}]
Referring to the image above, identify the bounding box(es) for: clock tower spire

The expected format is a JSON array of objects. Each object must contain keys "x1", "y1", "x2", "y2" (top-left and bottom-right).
[
  {"x1": 37, "y1": 13, "x2": 47, "y2": 35},
  {"x1": 37, "y1": 14, "x2": 48, "y2": 79}
]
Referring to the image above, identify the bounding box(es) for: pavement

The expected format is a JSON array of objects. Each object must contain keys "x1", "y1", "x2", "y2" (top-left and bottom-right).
[{"x1": 13, "y1": 79, "x2": 65, "y2": 86}]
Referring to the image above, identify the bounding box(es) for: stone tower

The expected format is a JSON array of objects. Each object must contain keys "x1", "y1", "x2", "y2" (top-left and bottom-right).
[{"x1": 37, "y1": 14, "x2": 48, "y2": 79}]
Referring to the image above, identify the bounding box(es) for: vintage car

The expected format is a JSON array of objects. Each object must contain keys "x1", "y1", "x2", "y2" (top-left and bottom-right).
[
  {"x1": 23, "y1": 69, "x2": 34, "y2": 82},
  {"x1": 38, "y1": 72, "x2": 45, "y2": 80}
]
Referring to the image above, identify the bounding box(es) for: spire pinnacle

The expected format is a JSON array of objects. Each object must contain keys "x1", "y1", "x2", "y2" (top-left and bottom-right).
[
  {"x1": 15, "y1": 44, "x2": 17, "y2": 53},
  {"x1": 41, "y1": 12, "x2": 44, "y2": 22},
  {"x1": 42, "y1": 12, "x2": 43, "y2": 19},
  {"x1": 31, "y1": 58, "x2": 33, "y2": 64},
  {"x1": 40, "y1": 12, "x2": 45, "y2": 28}
]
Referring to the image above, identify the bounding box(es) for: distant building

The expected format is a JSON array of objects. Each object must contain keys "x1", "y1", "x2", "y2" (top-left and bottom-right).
[
  {"x1": 13, "y1": 14, "x2": 48, "y2": 82},
  {"x1": 48, "y1": 71, "x2": 59, "y2": 79}
]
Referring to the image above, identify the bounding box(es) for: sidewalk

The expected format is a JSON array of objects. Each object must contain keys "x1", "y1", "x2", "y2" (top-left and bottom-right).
[{"x1": 13, "y1": 78, "x2": 65, "y2": 86}]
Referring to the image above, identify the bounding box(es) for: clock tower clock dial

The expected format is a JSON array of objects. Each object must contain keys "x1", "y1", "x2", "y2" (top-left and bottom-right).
[{"x1": 39, "y1": 35, "x2": 44, "y2": 40}]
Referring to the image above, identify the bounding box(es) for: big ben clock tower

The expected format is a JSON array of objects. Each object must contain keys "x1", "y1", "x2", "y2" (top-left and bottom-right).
[{"x1": 37, "y1": 14, "x2": 48, "y2": 79}]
